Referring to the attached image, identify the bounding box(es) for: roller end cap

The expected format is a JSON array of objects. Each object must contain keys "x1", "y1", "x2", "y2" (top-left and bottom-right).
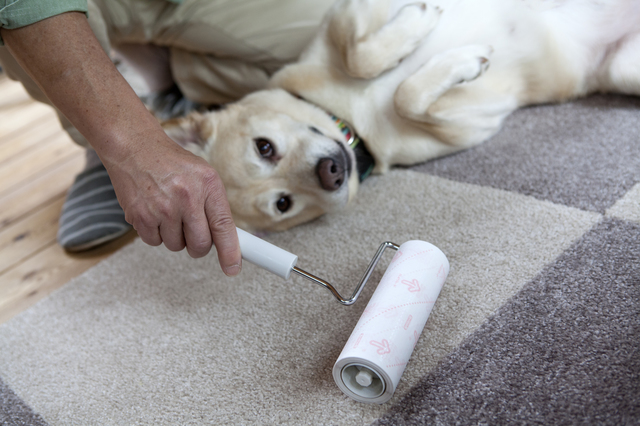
[{"x1": 355, "y1": 368, "x2": 374, "y2": 387}]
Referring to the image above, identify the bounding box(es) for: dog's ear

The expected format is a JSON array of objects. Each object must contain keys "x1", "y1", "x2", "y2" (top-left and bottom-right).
[{"x1": 162, "y1": 112, "x2": 214, "y2": 157}]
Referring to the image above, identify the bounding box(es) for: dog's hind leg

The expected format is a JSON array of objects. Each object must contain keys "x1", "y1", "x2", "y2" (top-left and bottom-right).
[
  {"x1": 597, "y1": 32, "x2": 640, "y2": 96},
  {"x1": 329, "y1": 0, "x2": 441, "y2": 79},
  {"x1": 394, "y1": 45, "x2": 518, "y2": 147}
]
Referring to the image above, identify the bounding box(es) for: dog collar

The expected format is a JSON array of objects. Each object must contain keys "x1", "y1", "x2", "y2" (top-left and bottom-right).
[{"x1": 329, "y1": 114, "x2": 375, "y2": 182}]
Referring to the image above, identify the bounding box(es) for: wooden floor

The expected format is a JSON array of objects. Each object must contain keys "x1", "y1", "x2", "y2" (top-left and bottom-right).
[{"x1": 0, "y1": 74, "x2": 136, "y2": 325}]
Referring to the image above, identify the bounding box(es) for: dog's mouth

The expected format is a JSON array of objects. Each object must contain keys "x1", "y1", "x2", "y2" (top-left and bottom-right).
[
  {"x1": 337, "y1": 139, "x2": 354, "y2": 179},
  {"x1": 352, "y1": 138, "x2": 375, "y2": 182},
  {"x1": 328, "y1": 114, "x2": 374, "y2": 182}
]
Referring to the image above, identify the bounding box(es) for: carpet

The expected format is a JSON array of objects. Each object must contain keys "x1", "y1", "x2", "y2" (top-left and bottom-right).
[{"x1": 1, "y1": 94, "x2": 639, "y2": 425}]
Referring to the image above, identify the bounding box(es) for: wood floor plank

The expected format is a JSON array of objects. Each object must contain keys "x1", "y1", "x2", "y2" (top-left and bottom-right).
[
  {"x1": 0, "y1": 77, "x2": 32, "y2": 109},
  {"x1": 0, "y1": 114, "x2": 61, "y2": 165},
  {"x1": 0, "y1": 131, "x2": 82, "y2": 195},
  {"x1": 0, "y1": 101, "x2": 55, "y2": 140},
  {"x1": 0, "y1": 151, "x2": 85, "y2": 229},
  {"x1": 0, "y1": 230, "x2": 137, "y2": 325},
  {"x1": 0, "y1": 73, "x2": 133, "y2": 325},
  {"x1": 0, "y1": 196, "x2": 65, "y2": 275}
]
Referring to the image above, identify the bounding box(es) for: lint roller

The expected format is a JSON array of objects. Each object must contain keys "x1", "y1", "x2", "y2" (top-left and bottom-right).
[{"x1": 236, "y1": 228, "x2": 449, "y2": 404}]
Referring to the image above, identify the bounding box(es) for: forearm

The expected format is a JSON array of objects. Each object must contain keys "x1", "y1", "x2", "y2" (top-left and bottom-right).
[{"x1": 0, "y1": 12, "x2": 163, "y2": 163}]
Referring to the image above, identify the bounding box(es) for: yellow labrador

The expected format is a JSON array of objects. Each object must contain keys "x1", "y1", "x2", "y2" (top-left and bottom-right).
[{"x1": 163, "y1": 0, "x2": 640, "y2": 232}]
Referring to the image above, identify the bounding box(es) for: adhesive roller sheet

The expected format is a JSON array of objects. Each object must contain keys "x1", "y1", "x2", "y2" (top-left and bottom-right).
[{"x1": 333, "y1": 240, "x2": 449, "y2": 404}]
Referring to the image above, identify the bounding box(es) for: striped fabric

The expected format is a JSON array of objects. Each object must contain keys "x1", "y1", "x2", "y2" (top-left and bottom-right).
[{"x1": 56, "y1": 164, "x2": 131, "y2": 252}]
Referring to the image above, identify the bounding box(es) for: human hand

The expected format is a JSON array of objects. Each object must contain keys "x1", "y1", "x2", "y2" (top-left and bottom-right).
[{"x1": 102, "y1": 134, "x2": 242, "y2": 276}]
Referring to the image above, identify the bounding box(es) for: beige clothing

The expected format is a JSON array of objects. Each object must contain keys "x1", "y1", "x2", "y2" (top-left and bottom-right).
[{"x1": 0, "y1": 0, "x2": 335, "y2": 146}]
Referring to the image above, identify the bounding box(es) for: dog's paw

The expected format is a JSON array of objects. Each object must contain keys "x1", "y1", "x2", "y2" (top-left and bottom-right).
[
  {"x1": 396, "y1": 2, "x2": 442, "y2": 40},
  {"x1": 377, "y1": 2, "x2": 441, "y2": 72},
  {"x1": 453, "y1": 45, "x2": 493, "y2": 84}
]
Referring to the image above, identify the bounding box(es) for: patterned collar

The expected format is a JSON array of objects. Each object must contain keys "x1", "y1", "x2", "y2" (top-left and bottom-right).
[{"x1": 329, "y1": 114, "x2": 375, "y2": 182}]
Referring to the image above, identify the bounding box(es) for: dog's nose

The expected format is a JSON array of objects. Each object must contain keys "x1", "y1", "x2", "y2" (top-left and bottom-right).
[{"x1": 317, "y1": 157, "x2": 346, "y2": 191}]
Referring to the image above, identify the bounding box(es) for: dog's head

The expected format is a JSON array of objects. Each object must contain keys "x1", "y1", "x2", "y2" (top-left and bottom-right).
[{"x1": 162, "y1": 89, "x2": 360, "y2": 232}]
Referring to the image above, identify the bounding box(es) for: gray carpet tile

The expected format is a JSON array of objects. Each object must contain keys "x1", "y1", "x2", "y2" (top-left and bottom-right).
[
  {"x1": 0, "y1": 377, "x2": 48, "y2": 426},
  {"x1": 375, "y1": 217, "x2": 640, "y2": 425},
  {"x1": 413, "y1": 95, "x2": 640, "y2": 213},
  {"x1": 607, "y1": 182, "x2": 640, "y2": 224}
]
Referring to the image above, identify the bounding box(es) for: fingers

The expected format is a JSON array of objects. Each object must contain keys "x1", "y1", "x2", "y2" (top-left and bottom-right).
[
  {"x1": 126, "y1": 169, "x2": 240, "y2": 276},
  {"x1": 126, "y1": 200, "x2": 186, "y2": 251},
  {"x1": 131, "y1": 207, "x2": 217, "y2": 259},
  {"x1": 136, "y1": 224, "x2": 163, "y2": 247},
  {"x1": 125, "y1": 209, "x2": 162, "y2": 247},
  {"x1": 159, "y1": 219, "x2": 186, "y2": 252},
  {"x1": 203, "y1": 176, "x2": 242, "y2": 277},
  {"x1": 182, "y1": 212, "x2": 213, "y2": 258},
  {"x1": 209, "y1": 215, "x2": 242, "y2": 277},
  {"x1": 130, "y1": 210, "x2": 211, "y2": 258}
]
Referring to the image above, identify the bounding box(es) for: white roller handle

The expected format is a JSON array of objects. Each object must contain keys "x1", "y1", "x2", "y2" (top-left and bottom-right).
[{"x1": 236, "y1": 228, "x2": 298, "y2": 280}]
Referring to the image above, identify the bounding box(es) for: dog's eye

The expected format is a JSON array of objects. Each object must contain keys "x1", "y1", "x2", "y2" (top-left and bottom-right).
[
  {"x1": 254, "y1": 138, "x2": 275, "y2": 158},
  {"x1": 309, "y1": 126, "x2": 323, "y2": 135},
  {"x1": 276, "y1": 196, "x2": 292, "y2": 213}
]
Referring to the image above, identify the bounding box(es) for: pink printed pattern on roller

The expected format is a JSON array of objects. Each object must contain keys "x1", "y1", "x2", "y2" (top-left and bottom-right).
[
  {"x1": 370, "y1": 339, "x2": 391, "y2": 355},
  {"x1": 335, "y1": 240, "x2": 449, "y2": 402},
  {"x1": 402, "y1": 279, "x2": 421, "y2": 292},
  {"x1": 404, "y1": 315, "x2": 413, "y2": 330}
]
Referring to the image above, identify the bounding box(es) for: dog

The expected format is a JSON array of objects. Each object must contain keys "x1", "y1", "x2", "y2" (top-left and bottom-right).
[{"x1": 163, "y1": 0, "x2": 640, "y2": 232}]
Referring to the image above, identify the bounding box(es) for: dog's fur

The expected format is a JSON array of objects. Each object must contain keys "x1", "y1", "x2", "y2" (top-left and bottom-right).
[{"x1": 163, "y1": 0, "x2": 640, "y2": 232}]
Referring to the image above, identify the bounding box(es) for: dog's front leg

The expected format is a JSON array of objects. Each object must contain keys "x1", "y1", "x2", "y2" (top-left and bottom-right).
[
  {"x1": 394, "y1": 44, "x2": 519, "y2": 147},
  {"x1": 329, "y1": 0, "x2": 441, "y2": 79},
  {"x1": 394, "y1": 45, "x2": 493, "y2": 122}
]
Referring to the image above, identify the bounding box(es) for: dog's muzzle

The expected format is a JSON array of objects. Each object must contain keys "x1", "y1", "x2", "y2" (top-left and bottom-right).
[{"x1": 316, "y1": 143, "x2": 351, "y2": 191}]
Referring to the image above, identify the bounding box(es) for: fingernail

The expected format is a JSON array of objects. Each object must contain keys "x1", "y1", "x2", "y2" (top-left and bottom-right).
[{"x1": 224, "y1": 262, "x2": 241, "y2": 277}]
